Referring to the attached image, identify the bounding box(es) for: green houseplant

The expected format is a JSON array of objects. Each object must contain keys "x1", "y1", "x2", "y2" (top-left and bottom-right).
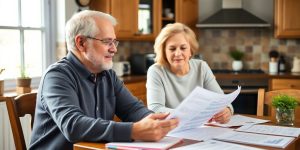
[
  {"x1": 272, "y1": 94, "x2": 299, "y2": 126},
  {"x1": 16, "y1": 66, "x2": 32, "y2": 94},
  {"x1": 229, "y1": 49, "x2": 244, "y2": 61},
  {"x1": 229, "y1": 49, "x2": 244, "y2": 71}
]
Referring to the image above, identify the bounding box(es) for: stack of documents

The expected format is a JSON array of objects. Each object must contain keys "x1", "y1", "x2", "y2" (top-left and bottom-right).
[
  {"x1": 207, "y1": 115, "x2": 269, "y2": 127},
  {"x1": 171, "y1": 140, "x2": 264, "y2": 150},
  {"x1": 236, "y1": 124, "x2": 300, "y2": 137},
  {"x1": 168, "y1": 126, "x2": 233, "y2": 141},
  {"x1": 105, "y1": 136, "x2": 182, "y2": 150},
  {"x1": 213, "y1": 131, "x2": 294, "y2": 148}
]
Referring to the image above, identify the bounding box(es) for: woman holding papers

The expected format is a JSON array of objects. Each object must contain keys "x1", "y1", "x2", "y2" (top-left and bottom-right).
[{"x1": 147, "y1": 23, "x2": 233, "y2": 124}]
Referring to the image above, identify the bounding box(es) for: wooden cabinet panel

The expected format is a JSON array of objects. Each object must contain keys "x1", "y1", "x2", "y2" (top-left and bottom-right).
[
  {"x1": 90, "y1": 0, "x2": 158, "y2": 40},
  {"x1": 111, "y1": 0, "x2": 138, "y2": 38},
  {"x1": 161, "y1": 0, "x2": 198, "y2": 32},
  {"x1": 90, "y1": 0, "x2": 198, "y2": 40},
  {"x1": 270, "y1": 79, "x2": 300, "y2": 90},
  {"x1": 114, "y1": 80, "x2": 147, "y2": 122},
  {"x1": 176, "y1": 0, "x2": 198, "y2": 32},
  {"x1": 125, "y1": 81, "x2": 147, "y2": 105},
  {"x1": 275, "y1": 0, "x2": 300, "y2": 38}
]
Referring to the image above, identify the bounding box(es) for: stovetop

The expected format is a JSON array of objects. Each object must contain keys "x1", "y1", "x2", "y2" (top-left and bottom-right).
[{"x1": 212, "y1": 69, "x2": 265, "y2": 74}]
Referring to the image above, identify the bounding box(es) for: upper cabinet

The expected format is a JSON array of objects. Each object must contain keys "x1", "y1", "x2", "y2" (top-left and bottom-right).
[
  {"x1": 90, "y1": 0, "x2": 198, "y2": 41},
  {"x1": 275, "y1": 0, "x2": 300, "y2": 38},
  {"x1": 90, "y1": 0, "x2": 159, "y2": 41},
  {"x1": 161, "y1": 0, "x2": 198, "y2": 32}
]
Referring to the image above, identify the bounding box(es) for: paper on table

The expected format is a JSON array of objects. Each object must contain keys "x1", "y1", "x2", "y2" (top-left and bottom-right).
[
  {"x1": 171, "y1": 140, "x2": 264, "y2": 150},
  {"x1": 168, "y1": 126, "x2": 233, "y2": 141},
  {"x1": 207, "y1": 115, "x2": 270, "y2": 127},
  {"x1": 105, "y1": 136, "x2": 182, "y2": 150},
  {"x1": 213, "y1": 131, "x2": 294, "y2": 148},
  {"x1": 236, "y1": 124, "x2": 300, "y2": 137},
  {"x1": 166, "y1": 86, "x2": 241, "y2": 134}
]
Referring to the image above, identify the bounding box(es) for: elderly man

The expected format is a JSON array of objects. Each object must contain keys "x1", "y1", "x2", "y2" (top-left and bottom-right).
[{"x1": 29, "y1": 10, "x2": 178, "y2": 150}]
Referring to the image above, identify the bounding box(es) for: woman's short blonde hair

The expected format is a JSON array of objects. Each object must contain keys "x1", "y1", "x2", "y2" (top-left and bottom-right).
[{"x1": 154, "y1": 23, "x2": 199, "y2": 67}]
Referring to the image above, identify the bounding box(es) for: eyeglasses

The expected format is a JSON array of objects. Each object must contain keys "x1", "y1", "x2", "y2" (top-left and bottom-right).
[{"x1": 86, "y1": 36, "x2": 119, "y2": 48}]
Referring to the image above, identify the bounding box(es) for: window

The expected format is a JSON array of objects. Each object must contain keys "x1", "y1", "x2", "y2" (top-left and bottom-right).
[{"x1": 0, "y1": 0, "x2": 55, "y2": 91}]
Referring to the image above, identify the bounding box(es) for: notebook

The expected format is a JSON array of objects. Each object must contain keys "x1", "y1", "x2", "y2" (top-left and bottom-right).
[{"x1": 105, "y1": 136, "x2": 182, "y2": 150}]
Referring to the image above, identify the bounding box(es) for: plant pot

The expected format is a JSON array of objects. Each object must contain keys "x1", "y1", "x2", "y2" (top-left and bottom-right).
[
  {"x1": 16, "y1": 78, "x2": 31, "y2": 87},
  {"x1": 0, "y1": 80, "x2": 4, "y2": 96},
  {"x1": 276, "y1": 108, "x2": 295, "y2": 126},
  {"x1": 232, "y1": 60, "x2": 243, "y2": 71}
]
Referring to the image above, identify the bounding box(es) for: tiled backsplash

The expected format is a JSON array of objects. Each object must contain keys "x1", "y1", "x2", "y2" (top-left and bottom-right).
[
  {"x1": 57, "y1": 29, "x2": 300, "y2": 72},
  {"x1": 198, "y1": 29, "x2": 300, "y2": 72}
]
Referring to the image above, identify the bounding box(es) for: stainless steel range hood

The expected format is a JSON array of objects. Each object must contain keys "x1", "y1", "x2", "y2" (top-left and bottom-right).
[{"x1": 196, "y1": 0, "x2": 271, "y2": 28}]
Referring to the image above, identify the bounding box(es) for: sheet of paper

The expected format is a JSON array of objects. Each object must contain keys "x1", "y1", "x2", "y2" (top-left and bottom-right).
[
  {"x1": 236, "y1": 124, "x2": 300, "y2": 137},
  {"x1": 213, "y1": 131, "x2": 294, "y2": 148},
  {"x1": 166, "y1": 86, "x2": 241, "y2": 134},
  {"x1": 106, "y1": 136, "x2": 182, "y2": 150},
  {"x1": 171, "y1": 140, "x2": 264, "y2": 150},
  {"x1": 207, "y1": 115, "x2": 270, "y2": 127},
  {"x1": 168, "y1": 126, "x2": 233, "y2": 141}
]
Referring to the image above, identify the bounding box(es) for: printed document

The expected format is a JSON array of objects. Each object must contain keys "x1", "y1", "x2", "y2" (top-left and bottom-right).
[
  {"x1": 207, "y1": 115, "x2": 269, "y2": 127},
  {"x1": 105, "y1": 136, "x2": 182, "y2": 150},
  {"x1": 171, "y1": 140, "x2": 264, "y2": 150},
  {"x1": 236, "y1": 124, "x2": 300, "y2": 137},
  {"x1": 166, "y1": 86, "x2": 241, "y2": 134},
  {"x1": 213, "y1": 131, "x2": 294, "y2": 148},
  {"x1": 168, "y1": 125, "x2": 233, "y2": 141}
]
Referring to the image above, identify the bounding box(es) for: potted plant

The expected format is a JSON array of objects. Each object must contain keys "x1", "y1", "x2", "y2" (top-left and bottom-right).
[
  {"x1": 272, "y1": 94, "x2": 299, "y2": 126},
  {"x1": 0, "y1": 68, "x2": 4, "y2": 96},
  {"x1": 229, "y1": 49, "x2": 244, "y2": 71},
  {"x1": 16, "y1": 66, "x2": 32, "y2": 94}
]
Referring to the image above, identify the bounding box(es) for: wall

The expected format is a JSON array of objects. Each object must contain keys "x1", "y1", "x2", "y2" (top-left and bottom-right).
[
  {"x1": 198, "y1": 0, "x2": 221, "y2": 22},
  {"x1": 243, "y1": 0, "x2": 273, "y2": 24},
  {"x1": 56, "y1": 0, "x2": 89, "y2": 60},
  {"x1": 197, "y1": 29, "x2": 300, "y2": 72}
]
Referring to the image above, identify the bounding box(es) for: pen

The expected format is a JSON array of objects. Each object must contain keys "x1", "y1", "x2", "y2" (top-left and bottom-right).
[{"x1": 106, "y1": 145, "x2": 142, "y2": 150}]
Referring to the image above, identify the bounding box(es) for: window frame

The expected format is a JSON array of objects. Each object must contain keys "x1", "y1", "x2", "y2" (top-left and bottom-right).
[{"x1": 0, "y1": 0, "x2": 56, "y2": 92}]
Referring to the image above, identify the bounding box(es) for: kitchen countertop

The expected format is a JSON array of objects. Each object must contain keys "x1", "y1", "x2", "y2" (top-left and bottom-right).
[
  {"x1": 214, "y1": 72, "x2": 300, "y2": 79},
  {"x1": 120, "y1": 75, "x2": 147, "y2": 84},
  {"x1": 121, "y1": 72, "x2": 300, "y2": 83}
]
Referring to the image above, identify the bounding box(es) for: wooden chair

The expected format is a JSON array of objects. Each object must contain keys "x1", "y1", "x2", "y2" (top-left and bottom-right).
[
  {"x1": 6, "y1": 93, "x2": 37, "y2": 150},
  {"x1": 257, "y1": 88, "x2": 300, "y2": 121}
]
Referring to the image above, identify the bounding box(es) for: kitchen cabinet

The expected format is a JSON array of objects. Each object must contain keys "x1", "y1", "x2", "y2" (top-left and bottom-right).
[
  {"x1": 275, "y1": 0, "x2": 300, "y2": 38},
  {"x1": 269, "y1": 79, "x2": 300, "y2": 90},
  {"x1": 125, "y1": 81, "x2": 147, "y2": 105},
  {"x1": 113, "y1": 80, "x2": 147, "y2": 122},
  {"x1": 90, "y1": 0, "x2": 198, "y2": 40},
  {"x1": 161, "y1": 0, "x2": 198, "y2": 32},
  {"x1": 90, "y1": 0, "x2": 159, "y2": 40}
]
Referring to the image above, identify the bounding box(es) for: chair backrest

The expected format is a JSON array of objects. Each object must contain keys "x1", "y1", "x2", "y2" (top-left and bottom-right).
[
  {"x1": 257, "y1": 88, "x2": 300, "y2": 121},
  {"x1": 6, "y1": 92, "x2": 37, "y2": 150}
]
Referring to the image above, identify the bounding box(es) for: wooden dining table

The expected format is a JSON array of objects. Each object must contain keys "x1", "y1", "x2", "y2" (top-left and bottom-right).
[{"x1": 73, "y1": 115, "x2": 300, "y2": 150}]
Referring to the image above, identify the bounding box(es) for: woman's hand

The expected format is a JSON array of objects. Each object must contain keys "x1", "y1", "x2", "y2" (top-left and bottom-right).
[{"x1": 210, "y1": 107, "x2": 232, "y2": 124}]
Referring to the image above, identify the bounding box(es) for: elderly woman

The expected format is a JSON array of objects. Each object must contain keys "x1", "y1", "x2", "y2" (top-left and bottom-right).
[{"x1": 146, "y1": 23, "x2": 233, "y2": 124}]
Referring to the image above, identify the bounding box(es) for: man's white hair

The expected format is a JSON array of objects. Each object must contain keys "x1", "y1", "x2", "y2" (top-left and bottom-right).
[{"x1": 65, "y1": 10, "x2": 117, "y2": 51}]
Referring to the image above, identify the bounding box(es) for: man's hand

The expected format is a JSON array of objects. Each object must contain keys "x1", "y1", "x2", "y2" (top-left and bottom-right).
[
  {"x1": 210, "y1": 107, "x2": 232, "y2": 124},
  {"x1": 131, "y1": 113, "x2": 179, "y2": 141}
]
